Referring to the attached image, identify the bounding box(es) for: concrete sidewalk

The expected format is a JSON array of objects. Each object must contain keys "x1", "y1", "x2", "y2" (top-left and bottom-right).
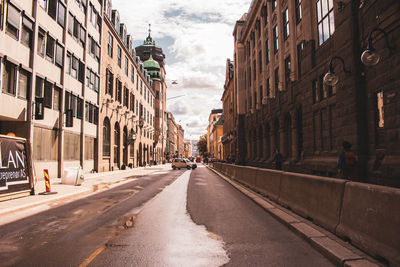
[{"x1": 0, "y1": 164, "x2": 172, "y2": 226}]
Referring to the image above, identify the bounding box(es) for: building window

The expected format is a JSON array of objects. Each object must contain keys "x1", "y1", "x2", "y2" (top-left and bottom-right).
[
  {"x1": 376, "y1": 91, "x2": 384, "y2": 128},
  {"x1": 259, "y1": 50, "x2": 262, "y2": 73},
  {"x1": 284, "y1": 56, "x2": 291, "y2": 87},
  {"x1": 131, "y1": 65, "x2": 134, "y2": 82},
  {"x1": 297, "y1": 41, "x2": 304, "y2": 78},
  {"x1": 73, "y1": 17, "x2": 79, "y2": 38},
  {"x1": 274, "y1": 68, "x2": 279, "y2": 94},
  {"x1": 53, "y1": 86, "x2": 60, "y2": 111},
  {"x1": 71, "y1": 56, "x2": 78, "y2": 78},
  {"x1": 103, "y1": 118, "x2": 111, "y2": 156},
  {"x1": 55, "y1": 42, "x2": 64, "y2": 67},
  {"x1": 106, "y1": 69, "x2": 113, "y2": 96},
  {"x1": 283, "y1": 8, "x2": 289, "y2": 40},
  {"x1": 273, "y1": 25, "x2": 278, "y2": 53},
  {"x1": 272, "y1": 0, "x2": 276, "y2": 10},
  {"x1": 68, "y1": 12, "x2": 73, "y2": 34},
  {"x1": 57, "y1": 1, "x2": 66, "y2": 28},
  {"x1": 77, "y1": 97, "x2": 83, "y2": 119},
  {"x1": 35, "y1": 76, "x2": 44, "y2": 98},
  {"x1": 107, "y1": 33, "x2": 114, "y2": 57},
  {"x1": 295, "y1": 0, "x2": 302, "y2": 24},
  {"x1": 2, "y1": 61, "x2": 17, "y2": 95},
  {"x1": 18, "y1": 68, "x2": 30, "y2": 99},
  {"x1": 124, "y1": 56, "x2": 128, "y2": 76},
  {"x1": 44, "y1": 80, "x2": 53, "y2": 108},
  {"x1": 48, "y1": 0, "x2": 57, "y2": 19},
  {"x1": 124, "y1": 87, "x2": 129, "y2": 107},
  {"x1": 37, "y1": 28, "x2": 45, "y2": 57},
  {"x1": 266, "y1": 78, "x2": 270, "y2": 98},
  {"x1": 317, "y1": 0, "x2": 335, "y2": 45},
  {"x1": 6, "y1": 3, "x2": 20, "y2": 39},
  {"x1": 130, "y1": 93, "x2": 134, "y2": 111},
  {"x1": 259, "y1": 85, "x2": 263, "y2": 104},
  {"x1": 21, "y1": 16, "x2": 33, "y2": 48},
  {"x1": 116, "y1": 79, "x2": 122, "y2": 102},
  {"x1": 46, "y1": 34, "x2": 55, "y2": 59},
  {"x1": 117, "y1": 46, "x2": 121, "y2": 67}
]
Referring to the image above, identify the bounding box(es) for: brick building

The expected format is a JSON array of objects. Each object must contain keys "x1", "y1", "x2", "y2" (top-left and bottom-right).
[
  {"x1": 230, "y1": 0, "x2": 400, "y2": 186},
  {"x1": 99, "y1": 3, "x2": 155, "y2": 170}
]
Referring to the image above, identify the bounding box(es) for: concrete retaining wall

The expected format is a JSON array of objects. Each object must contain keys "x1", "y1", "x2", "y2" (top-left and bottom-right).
[
  {"x1": 211, "y1": 163, "x2": 400, "y2": 266},
  {"x1": 336, "y1": 182, "x2": 400, "y2": 266}
]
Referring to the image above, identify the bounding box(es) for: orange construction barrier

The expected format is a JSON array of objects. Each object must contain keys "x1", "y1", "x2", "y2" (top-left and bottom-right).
[{"x1": 39, "y1": 169, "x2": 57, "y2": 195}]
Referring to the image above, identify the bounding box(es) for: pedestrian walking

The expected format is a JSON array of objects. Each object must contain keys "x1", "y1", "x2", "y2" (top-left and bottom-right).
[
  {"x1": 337, "y1": 141, "x2": 357, "y2": 179},
  {"x1": 273, "y1": 148, "x2": 283, "y2": 170}
]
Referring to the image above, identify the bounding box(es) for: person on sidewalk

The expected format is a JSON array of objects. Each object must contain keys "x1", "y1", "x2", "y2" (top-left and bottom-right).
[
  {"x1": 337, "y1": 141, "x2": 357, "y2": 179},
  {"x1": 273, "y1": 148, "x2": 283, "y2": 170}
]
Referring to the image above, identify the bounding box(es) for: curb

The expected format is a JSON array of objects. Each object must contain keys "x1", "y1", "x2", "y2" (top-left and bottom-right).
[{"x1": 207, "y1": 166, "x2": 382, "y2": 267}]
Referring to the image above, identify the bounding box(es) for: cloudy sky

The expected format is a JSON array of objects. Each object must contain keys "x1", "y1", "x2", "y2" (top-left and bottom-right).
[{"x1": 112, "y1": 0, "x2": 251, "y2": 140}]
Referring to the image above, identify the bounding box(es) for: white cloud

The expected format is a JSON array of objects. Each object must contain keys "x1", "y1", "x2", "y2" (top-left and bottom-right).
[{"x1": 111, "y1": 0, "x2": 251, "y2": 140}]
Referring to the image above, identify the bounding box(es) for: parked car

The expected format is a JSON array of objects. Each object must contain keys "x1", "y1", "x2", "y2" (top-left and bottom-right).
[{"x1": 172, "y1": 158, "x2": 192, "y2": 170}]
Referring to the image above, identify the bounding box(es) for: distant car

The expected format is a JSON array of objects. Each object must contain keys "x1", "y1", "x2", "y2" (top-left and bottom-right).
[
  {"x1": 172, "y1": 158, "x2": 192, "y2": 170},
  {"x1": 189, "y1": 160, "x2": 197, "y2": 169},
  {"x1": 196, "y1": 157, "x2": 201, "y2": 163}
]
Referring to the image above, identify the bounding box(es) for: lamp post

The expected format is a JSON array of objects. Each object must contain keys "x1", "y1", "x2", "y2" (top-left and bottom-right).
[
  {"x1": 323, "y1": 56, "x2": 351, "y2": 86},
  {"x1": 361, "y1": 27, "x2": 396, "y2": 66}
]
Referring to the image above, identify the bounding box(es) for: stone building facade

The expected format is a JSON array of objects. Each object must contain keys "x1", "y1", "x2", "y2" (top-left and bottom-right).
[
  {"x1": 231, "y1": 0, "x2": 400, "y2": 187},
  {"x1": 166, "y1": 111, "x2": 178, "y2": 160},
  {"x1": 177, "y1": 125, "x2": 184, "y2": 158},
  {"x1": 0, "y1": 0, "x2": 102, "y2": 178},
  {"x1": 206, "y1": 109, "x2": 222, "y2": 158},
  {"x1": 221, "y1": 59, "x2": 235, "y2": 162},
  {"x1": 99, "y1": 5, "x2": 155, "y2": 171},
  {"x1": 135, "y1": 30, "x2": 168, "y2": 164}
]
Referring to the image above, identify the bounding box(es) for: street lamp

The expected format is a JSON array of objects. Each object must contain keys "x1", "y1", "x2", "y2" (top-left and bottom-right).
[
  {"x1": 323, "y1": 56, "x2": 351, "y2": 86},
  {"x1": 361, "y1": 27, "x2": 396, "y2": 66}
]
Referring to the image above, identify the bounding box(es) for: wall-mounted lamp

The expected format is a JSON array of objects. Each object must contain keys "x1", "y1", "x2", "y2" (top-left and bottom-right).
[
  {"x1": 323, "y1": 56, "x2": 351, "y2": 86},
  {"x1": 361, "y1": 27, "x2": 395, "y2": 66}
]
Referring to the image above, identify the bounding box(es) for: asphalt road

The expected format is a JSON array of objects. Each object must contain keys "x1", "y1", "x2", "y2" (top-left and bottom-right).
[
  {"x1": 90, "y1": 165, "x2": 334, "y2": 266},
  {"x1": 187, "y1": 165, "x2": 334, "y2": 266},
  {"x1": 0, "y1": 169, "x2": 183, "y2": 266},
  {"x1": 0, "y1": 165, "x2": 335, "y2": 266}
]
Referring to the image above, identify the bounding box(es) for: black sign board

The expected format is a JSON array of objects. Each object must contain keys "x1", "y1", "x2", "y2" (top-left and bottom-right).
[{"x1": 0, "y1": 135, "x2": 32, "y2": 195}]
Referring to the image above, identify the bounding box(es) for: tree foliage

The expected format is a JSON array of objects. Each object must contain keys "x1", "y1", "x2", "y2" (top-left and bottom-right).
[{"x1": 197, "y1": 134, "x2": 208, "y2": 157}]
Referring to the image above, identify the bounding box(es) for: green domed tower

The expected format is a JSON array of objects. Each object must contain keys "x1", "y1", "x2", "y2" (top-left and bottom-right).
[{"x1": 143, "y1": 55, "x2": 161, "y2": 81}]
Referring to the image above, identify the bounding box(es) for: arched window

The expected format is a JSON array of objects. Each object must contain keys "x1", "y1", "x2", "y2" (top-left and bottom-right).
[
  {"x1": 114, "y1": 122, "x2": 120, "y2": 164},
  {"x1": 103, "y1": 118, "x2": 111, "y2": 156},
  {"x1": 130, "y1": 129, "x2": 135, "y2": 158}
]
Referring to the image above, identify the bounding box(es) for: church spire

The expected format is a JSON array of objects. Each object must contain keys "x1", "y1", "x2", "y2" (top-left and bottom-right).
[{"x1": 144, "y1": 23, "x2": 155, "y2": 45}]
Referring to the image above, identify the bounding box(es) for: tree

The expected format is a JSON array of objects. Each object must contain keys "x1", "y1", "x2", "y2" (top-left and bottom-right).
[{"x1": 197, "y1": 134, "x2": 208, "y2": 158}]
